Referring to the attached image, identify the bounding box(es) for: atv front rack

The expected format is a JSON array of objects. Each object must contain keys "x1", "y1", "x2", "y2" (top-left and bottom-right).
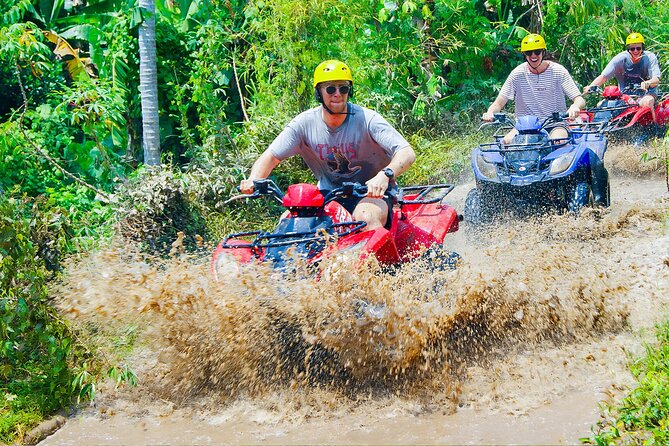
[
  {"x1": 220, "y1": 220, "x2": 367, "y2": 251},
  {"x1": 398, "y1": 184, "x2": 454, "y2": 205},
  {"x1": 478, "y1": 140, "x2": 564, "y2": 153},
  {"x1": 569, "y1": 121, "x2": 609, "y2": 134},
  {"x1": 586, "y1": 104, "x2": 633, "y2": 115}
]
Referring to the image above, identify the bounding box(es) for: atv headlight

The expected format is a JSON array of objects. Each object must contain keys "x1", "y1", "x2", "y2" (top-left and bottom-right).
[
  {"x1": 476, "y1": 153, "x2": 497, "y2": 178},
  {"x1": 549, "y1": 151, "x2": 576, "y2": 175}
]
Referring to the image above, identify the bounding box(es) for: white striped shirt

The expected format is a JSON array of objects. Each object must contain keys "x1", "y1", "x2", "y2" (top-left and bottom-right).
[{"x1": 499, "y1": 61, "x2": 582, "y2": 121}]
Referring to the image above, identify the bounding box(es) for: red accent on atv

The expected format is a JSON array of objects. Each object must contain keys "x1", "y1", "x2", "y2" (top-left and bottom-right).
[
  {"x1": 602, "y1": 85, "x2": 622, "y2": 99},
  {"x1": 283, "y1": 184, "x2": 325, "y2": 208}
]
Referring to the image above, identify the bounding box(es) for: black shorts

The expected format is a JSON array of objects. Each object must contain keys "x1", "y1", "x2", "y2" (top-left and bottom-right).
[
  {"x1": 646, "y1": 87, "x2": 658, "y2": 100},
  {"x1": 334, "y1": 188, "x2": 396, "y2": 230}
]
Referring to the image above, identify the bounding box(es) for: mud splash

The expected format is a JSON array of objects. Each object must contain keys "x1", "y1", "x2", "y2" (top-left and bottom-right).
[
  {"x1": 54, "y1": 207, "x2": 649, "y2": 408},
  {"x1": 41, "y1": 142, "x2": 669, "y2": 445}
]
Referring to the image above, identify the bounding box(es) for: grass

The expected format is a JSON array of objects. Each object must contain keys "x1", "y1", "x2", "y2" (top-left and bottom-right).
[
  {"x1": 402, "y1": 131, "x2": 478, "y2": 186},
  {"x1": 584, "y1": 320, "x2": 669, "y2": 445}
]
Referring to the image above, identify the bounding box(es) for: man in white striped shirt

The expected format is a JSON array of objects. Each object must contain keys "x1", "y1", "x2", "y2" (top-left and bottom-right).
[{"x1": 482, "y1": 33, "x2": 585, "y2": 144}]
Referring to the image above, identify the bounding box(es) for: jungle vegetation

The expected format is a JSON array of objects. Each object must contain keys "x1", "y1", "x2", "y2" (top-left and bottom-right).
[{"x1": 1, "y1": 0, "x2": 668, "y2": 443}]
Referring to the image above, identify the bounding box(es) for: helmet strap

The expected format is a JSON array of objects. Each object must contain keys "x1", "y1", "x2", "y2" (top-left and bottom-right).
[
  {"x1": 526, "y1": 50, "x2": 545, "y2": 73},
  {"x1": 322, "y1": 102, "x2": 354, "y2": 116}
]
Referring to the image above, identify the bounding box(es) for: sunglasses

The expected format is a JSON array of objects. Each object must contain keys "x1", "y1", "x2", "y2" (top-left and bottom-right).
[
  {"x1": 627, "y1": 46, "x2": 643, "y2": 52},
  {"x1": 324, "y1": 85, "x2": 351, "y2": 95},
  {"x1": 523, "y1": 49, "x2": 543, "y2": 57}
]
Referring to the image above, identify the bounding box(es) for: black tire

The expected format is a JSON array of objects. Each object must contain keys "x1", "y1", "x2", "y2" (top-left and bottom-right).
[
  {"x1": 414, "y1": 246, "x2": 461, "y2": 295},
  {"x1": 418, "y1": 245, "x2": 461, "y2": 271},
  {"x1": 567, "y1": 182, "x2": 592, "y2": 214},
  {"x1": 602, "y1": 177, "x2": 611, "y2": 207},
  {"x1": 464, "y1": 188, "x2": 489, "y2": 226}
]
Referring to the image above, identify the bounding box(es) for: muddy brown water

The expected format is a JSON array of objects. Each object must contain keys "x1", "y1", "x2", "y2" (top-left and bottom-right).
[{"x1": 41, "y1": 145, "x2": 669, "y2": 445}]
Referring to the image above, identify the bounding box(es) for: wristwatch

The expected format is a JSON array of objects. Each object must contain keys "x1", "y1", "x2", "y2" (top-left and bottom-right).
[{"x1": 382, "y1": 167, "x2": 395, "y2": 179}]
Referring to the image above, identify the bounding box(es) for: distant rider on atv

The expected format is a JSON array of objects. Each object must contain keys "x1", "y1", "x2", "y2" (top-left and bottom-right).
[
  {"x1": 583, "y1": 32, "x2": 661, "y2": 124},
  {"x1": 239, "y1": 60, "x2": 416, "y2": 231},
  {"x1": 481, "y1": 33, "x2": 585, "y2": 144}
]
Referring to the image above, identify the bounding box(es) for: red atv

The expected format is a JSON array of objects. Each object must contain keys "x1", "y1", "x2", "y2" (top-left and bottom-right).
[
  {"x1": 212, "y1": 179, "x2": 461, "y2": 279},
  {"x1": 584, "y1": 84, "x2": 669, "y2": 145}
]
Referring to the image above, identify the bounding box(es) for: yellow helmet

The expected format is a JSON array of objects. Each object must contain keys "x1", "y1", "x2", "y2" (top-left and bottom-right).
[
  {"x1": 520, "y1": 34, "x2": 547, "y2": 52},
  {"x1": 626, "y1": 32, "x2": 645, "y2": 46},
  {"x1": 313, "y1": 60, "x2": 353, "y2": 88}
]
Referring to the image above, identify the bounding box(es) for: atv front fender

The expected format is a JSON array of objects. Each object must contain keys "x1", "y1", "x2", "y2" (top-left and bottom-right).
[{"x1": 626, "y1": 106, "x2": 654, "y2": 127}]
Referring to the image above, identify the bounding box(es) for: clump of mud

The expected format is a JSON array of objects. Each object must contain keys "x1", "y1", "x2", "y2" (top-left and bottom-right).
[
  {"x1": 606, "y1": 140, "x2": 668, "y2": 177},
  {"x1": 54, "y1": 205, "x2": 659, "y2": 410}
]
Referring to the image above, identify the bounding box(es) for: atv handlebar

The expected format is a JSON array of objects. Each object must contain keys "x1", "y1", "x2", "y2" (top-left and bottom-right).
[
  {"x1": 323, "y1": 182, "x2": 369, "y2": 203},
  {"x1": 586, "y1": 84, "x2": 646, "y2": 97},
  {"x1": 623, "y1": 83, "x2": 646, "y2": 97},
  {"x1": 225, "y1": 179, "x2": 285, "y2": 204},
  {"x1": 478, "y1": 113, "x2": 516, "y2": 131},
  {"x1": 228, "y1": 180, "x2": 452, "y2": 209},
  {"x1": 584, "y1": 85, "x2": 603, "y2": 95}
]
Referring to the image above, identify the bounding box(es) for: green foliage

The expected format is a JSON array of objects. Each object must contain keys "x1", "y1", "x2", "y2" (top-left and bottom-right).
[
  {"x1": 0, "y1": 195, "x2": 83, "y2": 443},
  {"x1": 402, "y1": 131, "x2": 479, "y2": 185},
  {"x1": 114, "y1": 165, "x2": 208, "y2": 252},
  {"x1": 55, "y1": 79, "x2": 130, "y2": 185},
  {"x1": 154, "y1": 18, "x2": 199, "y2": 162},
  {"x1": 0, "y1": 193, "x2": 134, "y2": 443},
  {"x1": 0, "y1": 22, "x2": 52, "y2": 74},
  {"x1": 587, "y1": 321, "x2": 669, "y2": 445},
  {"x1": 1, "y1": 0, "x2": 34, "y2": 26},
  {"x1": 546, "y1": 0, "x2": 669, "y2": 85}
]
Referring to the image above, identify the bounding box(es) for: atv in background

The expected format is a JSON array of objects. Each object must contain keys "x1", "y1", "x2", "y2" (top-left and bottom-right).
[
  {"x1": 212, "y1": 179, "x2": 461, "y2": 279},
  {"x1": 582, "y1": 85, "x2": 635, "y2": 124},
  {"x1": 464, "y1": 113, "x2": 610, "y2": 226},
  {"x1": 584, "y1": 84, "x2": 669, "y2": 146}
]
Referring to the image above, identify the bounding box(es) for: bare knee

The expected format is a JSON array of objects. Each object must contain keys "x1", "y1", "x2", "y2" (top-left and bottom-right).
[
  {"x1": 503, "y1": 128, "x2": 518, "y2": 145},
  {"x1": 550, "y1": 127, "x2": 568, "y2": 140},
  {"x1": 638, "y1": 96, "x2": 655, "y2": 108},
  {"x1": 352, "y1": 198, "x2": 388, "y2": 231}
]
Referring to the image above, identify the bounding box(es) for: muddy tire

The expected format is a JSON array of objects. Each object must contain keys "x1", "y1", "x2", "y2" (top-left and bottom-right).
[
  {"x1": 600, "y1": 177, "x2": 611, "y2": 207},
  {"x1": 464, "y1": 188, "x2": 490, "y2": 227},
  {"x1": 567, "y1": 182, "x2": 592, "y2": 214},
  {"x1": 418, "y1": 245, "x2": 461, "y2": 271}
]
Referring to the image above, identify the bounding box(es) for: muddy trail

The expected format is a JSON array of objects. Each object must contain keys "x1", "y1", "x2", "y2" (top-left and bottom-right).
[{"x1": 42, "y1": 145, "x2": 668, "y2": 445}]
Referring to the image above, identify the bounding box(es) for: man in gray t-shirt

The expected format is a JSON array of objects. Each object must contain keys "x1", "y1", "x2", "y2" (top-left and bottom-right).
[
  {"x1": 482, "y1": 33, "x2": 585, "y2": 144},
  {"x1": 240, "y1": 60, "x2": 416, "y2": 231},
  {"x1": 584, "y1": 32, "x2": 661, "y2": 123}
]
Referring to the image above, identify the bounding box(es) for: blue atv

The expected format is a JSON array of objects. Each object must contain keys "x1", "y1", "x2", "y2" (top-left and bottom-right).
[{"x1": 464, "y1": 113, "x2": 610, "y2": 226}]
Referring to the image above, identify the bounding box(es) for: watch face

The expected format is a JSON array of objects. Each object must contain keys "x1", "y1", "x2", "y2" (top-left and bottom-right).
[{"x1": 384, "y1": 168, "x2": 394, "y2": 179}]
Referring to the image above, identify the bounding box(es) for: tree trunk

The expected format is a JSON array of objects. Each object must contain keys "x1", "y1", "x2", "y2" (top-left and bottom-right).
[{"x1": 138, "y1": 0, "x2": 161, "y2": 165}]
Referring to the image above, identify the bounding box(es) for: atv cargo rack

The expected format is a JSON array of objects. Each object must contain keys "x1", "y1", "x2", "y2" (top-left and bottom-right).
[
  {"x1": 220, "y1": 220, "x2": 367, "y2": 251},
  {"x1": 398, "y1": 184, "x2": 454, "y2": 205}
]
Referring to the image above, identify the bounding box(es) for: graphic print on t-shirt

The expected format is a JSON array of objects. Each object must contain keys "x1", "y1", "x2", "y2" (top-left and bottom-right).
[{"x1": 325, "y1": 146, "x2": 361, "y2": 179}]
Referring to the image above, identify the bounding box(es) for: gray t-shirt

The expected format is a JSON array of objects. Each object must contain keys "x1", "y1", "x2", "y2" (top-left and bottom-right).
[
  {"x1": 600, "y1": 51, "x2": 661, "y2": 91},
  {"x1": 268, "y1": 103, "x2": 411, "y2": 190},
  {"x1": 499, "y1": 61, "x2": 582, "y2": 121}
]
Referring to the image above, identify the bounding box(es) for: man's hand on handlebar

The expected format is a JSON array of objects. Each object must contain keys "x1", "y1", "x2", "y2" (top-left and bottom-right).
[
  {"x1": 567, "y1": 104, "x2": 582, "y2": 119},
  {"x1": 365, "y1": 172, "x2": 390, "y2": 199},
  {"x1": 239, "y1": 179, "x2": 255, "y2": 195},
  {"x1": 481, "y1": 111, "x2": 495, "y2": 122}
]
